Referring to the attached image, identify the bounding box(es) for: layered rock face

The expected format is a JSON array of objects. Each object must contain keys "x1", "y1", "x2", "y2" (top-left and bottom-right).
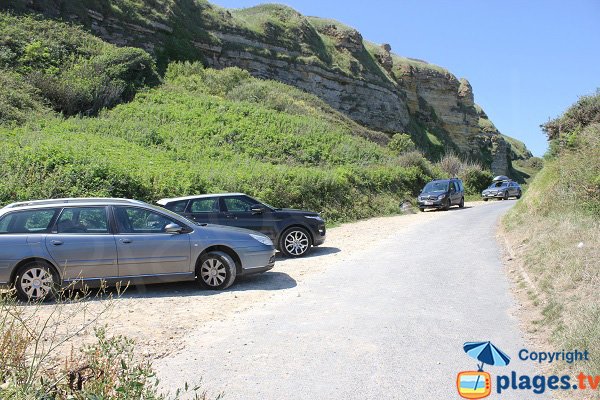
[{"x1": 3, "y1": 0, "x2": 521, "y2": 175}]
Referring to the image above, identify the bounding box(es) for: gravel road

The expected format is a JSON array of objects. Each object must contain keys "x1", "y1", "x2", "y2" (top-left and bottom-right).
[{"x1": 154, "y1": 201, "x2": 544, "y2": 399}]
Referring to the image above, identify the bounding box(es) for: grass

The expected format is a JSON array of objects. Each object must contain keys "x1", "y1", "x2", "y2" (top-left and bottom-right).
[{"x1": 502, "y1": 92, "x2": 600, "y2": 383}]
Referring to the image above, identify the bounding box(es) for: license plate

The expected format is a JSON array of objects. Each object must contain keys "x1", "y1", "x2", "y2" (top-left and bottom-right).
[{"x1": 424, "y1": 201, "x2": 433, "y2": 205}]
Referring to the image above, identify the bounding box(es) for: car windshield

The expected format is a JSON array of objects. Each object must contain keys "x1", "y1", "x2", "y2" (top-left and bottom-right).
[{"x1": 422, "y1": 181, "x2": 448, "y2": 192}]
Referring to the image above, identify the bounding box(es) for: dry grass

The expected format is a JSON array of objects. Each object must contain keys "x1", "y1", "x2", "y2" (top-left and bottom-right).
[
  {"x1": 502, "y1": 122, "x2": 600, "y2": 397},
  {"x1": 0, "y1": 288, "x2": 213, "y2": 399}
]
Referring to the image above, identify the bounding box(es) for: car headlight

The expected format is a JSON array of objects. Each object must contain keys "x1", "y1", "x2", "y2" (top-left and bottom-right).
[
  {"x1": 437, "y1": 194, "x2": 446, "y2": 200},
  {"x1": 305, "y1": 215, "x2": 323, "y2": 221},
  {"x1": 249, "y1": 233, "x2": 273, "y2": 246}
]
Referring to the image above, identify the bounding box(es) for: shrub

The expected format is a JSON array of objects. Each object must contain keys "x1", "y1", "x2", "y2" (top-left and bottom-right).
[
  {"x1": 0, "y1": 296, "x2": 211, "y2": 399},
  {"x1": 388, "y1": 133, "x2": 416, "y2": 155},
  {"x1": 1, "y1": 13, "x2": 159, "y2": 116},
  {"x1": 436, "y1": 152, "x2": 462, "y2": 177},
  {"x1": 30, "y1": 47, "x2": 159, "y2": 116},
  {"x1": 459, "y1": 164, "x2": 493, "y2": 195},
  {"x1": 0, "y1": 70, "x2": 47, "y2": 124},
  {"x1": 542, "y1": 89, "x2": 600, "y2": 142}
]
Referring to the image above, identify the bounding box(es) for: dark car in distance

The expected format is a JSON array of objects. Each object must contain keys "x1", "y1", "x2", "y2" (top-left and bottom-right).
[
  {"x1": 417, "y1": 178, "x2": 465, "y2": 211},
  {"x1": 157, "y1": 193, "x2": 326, "y2": 258},
  {"x1": 481, "y1": 180, "x2": 522, "y2": 200}
]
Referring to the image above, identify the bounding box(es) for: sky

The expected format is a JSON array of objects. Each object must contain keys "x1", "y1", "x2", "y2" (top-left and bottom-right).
[{"x1": 212, "y1": 0, "x2": 600, "y2": 156}]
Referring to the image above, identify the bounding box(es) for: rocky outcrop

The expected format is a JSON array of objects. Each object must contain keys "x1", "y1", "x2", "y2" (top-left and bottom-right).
[{"x1": 2, "y1": 0, "x2": 527, "y2": 175}]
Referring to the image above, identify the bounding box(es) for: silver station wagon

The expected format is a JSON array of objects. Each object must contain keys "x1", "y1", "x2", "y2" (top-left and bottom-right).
[{"x1": 0, "y1": 198, "x2": 276, "y2": 301}]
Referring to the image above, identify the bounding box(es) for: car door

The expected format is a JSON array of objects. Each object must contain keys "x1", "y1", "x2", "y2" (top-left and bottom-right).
[
  {"x1": 113, "y1": 206, "x2": 191, "y2": 277},
  {"x1": 0, "y1": 208, "x2": 60, "y2": 280},
  {"x1": 510, "y1": 182, "x2": 519, "y2": 196},
  {"x1": 220, "y1": 195, "x2": 277, "y2": 237},
  {"x1": 449, "y1": 181, "x2": 459, "y2": 205},
  {"x1": 185, "y1": 197, "x2": 223, "y2": 225},
  {"x1": 45, "y1": 206, "x2": 118, "y2": 280}
]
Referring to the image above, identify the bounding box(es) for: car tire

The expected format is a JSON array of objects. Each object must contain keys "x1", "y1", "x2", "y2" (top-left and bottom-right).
[
  {"x1": 459, "y1": 197, "x2": 465, "y2": 208},
  {"x1": 14, "y1": 260, "x2": 59, "y2": 302},
  {"x1": 419, "y1": 208, "x2": 425, "y2": 212},
  {"x1": 197, "y1": 251, "x2": 236, "y2": 290},
  {"x1": 443, "y1": 198, "x2": 451, "y2": 211},
  {"x1": 503, "y1": 191, "x2": 509, "y2": 200},
  {"x1": 279, "y1": 227, "x2": 311, "y2": 257},
  {"x1": 516, "y1": 191, "x2": 522, "y2": 199},
  {"x1": 483, "y1": 198, "x2": 488, "y2": 202}
]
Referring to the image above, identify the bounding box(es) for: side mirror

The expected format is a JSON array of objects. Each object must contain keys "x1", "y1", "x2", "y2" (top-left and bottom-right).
[
  {"x1": 165, "y1": 223, "x2": 183, "y2": 234},
  {"x1": 251, "y1": 204, "x2": 265, "y2": 214}
]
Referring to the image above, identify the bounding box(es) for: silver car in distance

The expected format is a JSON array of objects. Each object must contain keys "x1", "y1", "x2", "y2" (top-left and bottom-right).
[{"x1": 0, "y1": 198, "x2": 276, "y2": 301}]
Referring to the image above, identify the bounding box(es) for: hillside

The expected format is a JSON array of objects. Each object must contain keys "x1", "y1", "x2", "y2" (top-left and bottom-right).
[
  {"x1": 503, "y1": 91, "x2": 600, "y2": 382},
  {"x1": 1, "y1": 13, "x2": 448, "y2": 222},
  {"x1": 1, "y1": 0, "x2": 534, "y2": 175}
]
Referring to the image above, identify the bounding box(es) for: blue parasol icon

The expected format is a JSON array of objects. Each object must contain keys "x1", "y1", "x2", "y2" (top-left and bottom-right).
[
  {"x1": 463, "y1": 341, "x2": 511, "y2": 371},
  {"x1": 463, "y1": 341, "x2": 511, "y2": 394}
]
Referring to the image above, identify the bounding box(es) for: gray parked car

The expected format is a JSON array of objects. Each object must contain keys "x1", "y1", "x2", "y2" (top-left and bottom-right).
[
  {"x1": 0, "y1": 198, "x2": 276, "y2": 301},
  {"x1": 481, "y1": 180, "x2": 522, "y2": 200}
]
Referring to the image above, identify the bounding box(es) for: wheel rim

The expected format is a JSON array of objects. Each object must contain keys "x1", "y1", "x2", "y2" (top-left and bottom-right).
[
  {"x1": 20, "y1": 267, "x2": 53, "y2": 300},
  {"x1": 284, "y1": 230, "x2": 309, "y2": 256},
  {"x1": 200, "y1": 258, "x2": 227, "y2": 287}
]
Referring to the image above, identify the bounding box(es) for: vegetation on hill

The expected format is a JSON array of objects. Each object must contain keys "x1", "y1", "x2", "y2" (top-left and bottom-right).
[
  {"x1": 0, "y1": 13, "x2": 159, "y2": 121},
  {"x1": 503, "y1": 90, "x2": 600, "y2": 378},
  {"x1": 0, "y1": 12, "x2": 497, "y2": 222}
]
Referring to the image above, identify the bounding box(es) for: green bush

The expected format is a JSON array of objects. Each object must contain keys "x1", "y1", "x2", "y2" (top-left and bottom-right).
[
  {"x1": 388, "y1": 133, "x2": 416, "y2": 155},
  {"x1": 30, "y1": 47, "x2": 159, "y2": 116},
  {"x1": 0, "y1": 13, "x2": 159, "y2": 117},
  {"x1": 460, "y1": 165, "x2": 493, "y2": 195},
  {"x1": 542, "y1": 89, "x2": 600, "y2": 142},
  {"x1": 0, "y1": 70, "x2": 47, "y2": 124}
]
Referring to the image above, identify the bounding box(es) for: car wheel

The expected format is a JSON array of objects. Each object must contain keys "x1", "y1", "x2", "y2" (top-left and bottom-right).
[
  {"x1": 197, "y1": 251, "x2": 236, "y2": 290},
  {"x1": 14, "y1": 260, "x2": 59, "y2": 302},
  {"x1": 516, "y1": 191, "x2": 522, "y2": 199},
  {"x1": 459, "y1": 197, "x2": 465, "y2": 208},
  {"x1": 443, "y1": 198, "x2": 451, "y2": 211},
  {"x1": 503, "y1": 191, "x2": 509, "y2": 200},
  {"x1": 280, "y1": 227, "x2": 311, "y2": 257},
  {"x1": 419, "y1": 208, "x2": 425, "y2": 212},
  {"x1": 483, "y1": 198, "x2": 488, "y2": 202}
]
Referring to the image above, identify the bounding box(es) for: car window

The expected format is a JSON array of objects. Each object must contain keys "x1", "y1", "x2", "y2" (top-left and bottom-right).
[
  {"x1": 114, "y1": 206, "x2": 180, "y2": 234},
  {"x1": 450, "y1": 182, "x2": 456, "y2": 191},
  {"x1": 164, "y1": 200, "x2": 188, "y2": 213},
  {"x1": 0, "y1": 209, "x2": 58, "y2": 234},
  {"x1": 223, "y1": 196, "x2": 255, "y2": 212},
  {"x1": 56, "y1": 207, "x2": 108, "y2": 234},
  {"x1": 189, "y1": 198, "x2": 219, "y2": 213},
  {"x1": 423, "y1": 181, "x2": 449, "y2": 192}
]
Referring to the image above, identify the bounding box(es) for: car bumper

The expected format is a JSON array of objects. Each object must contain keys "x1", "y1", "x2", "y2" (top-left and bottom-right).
[
  {"x1": 239, "y1": 248, "x2": 276, "y2": 275},
  {"x1": 417, "y1": 200, "x2": 445, "y2": 209},
  {"x1": 481, "y1": 193, "x2": 504, "y2": 199},
  {"x1": 313, "y1": 224, "x2": 326, "y2": 246}
]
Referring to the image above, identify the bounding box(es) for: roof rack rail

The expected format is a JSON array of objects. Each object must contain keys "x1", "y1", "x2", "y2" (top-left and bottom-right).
[{"x1": 2, "y1": 198, "x2": 145, "y2": 209}]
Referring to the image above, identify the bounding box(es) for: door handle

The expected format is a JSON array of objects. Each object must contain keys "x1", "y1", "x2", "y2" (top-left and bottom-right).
[
  {"x1": 120, "y1": 239, "x2": 132, "y2": 244},
  {"x1": 51, "y1": 240, "x2": 63, "y2": 246}
]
